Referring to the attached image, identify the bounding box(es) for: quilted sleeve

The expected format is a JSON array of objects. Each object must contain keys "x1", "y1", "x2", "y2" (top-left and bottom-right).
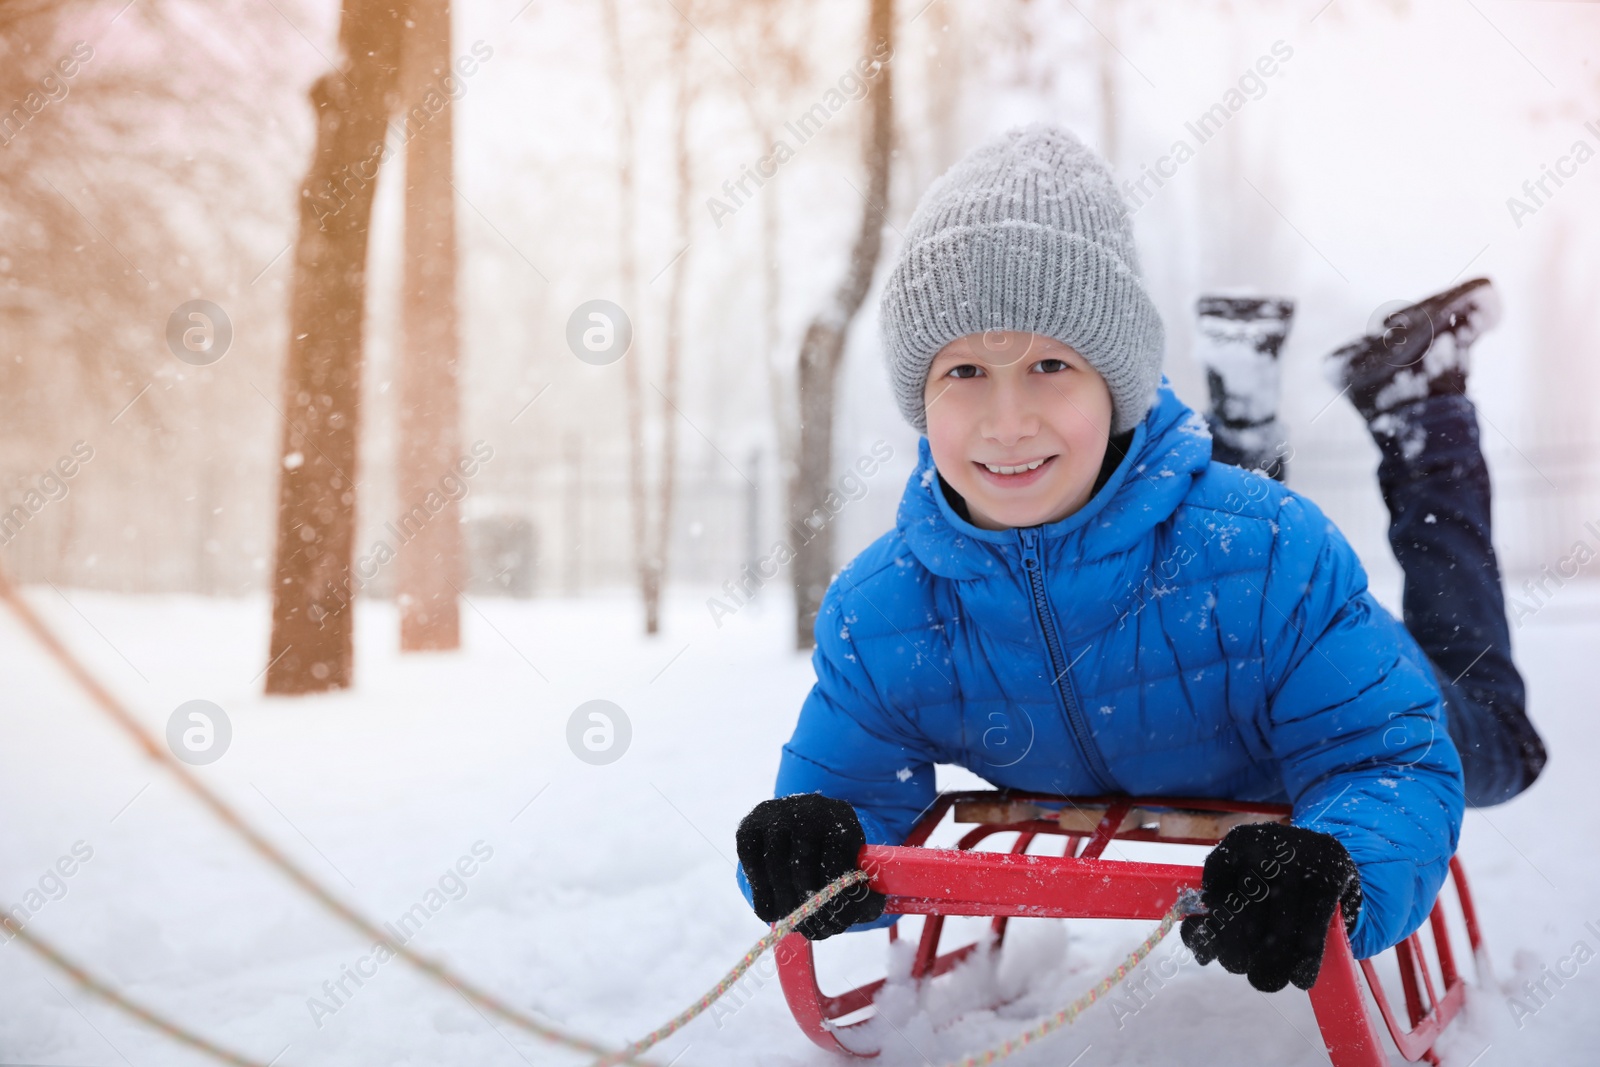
[
  {"x1": 1255, "y1": 490, "x2": 1466, "y2": 959},
  {"x1": 734, "y1": 569, "x2": 941, "y2": 932}
]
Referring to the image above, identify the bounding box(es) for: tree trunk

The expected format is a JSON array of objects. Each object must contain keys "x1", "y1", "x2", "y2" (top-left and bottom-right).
[
  {"x1": 738, "y1": 94, "x2": 795, "y2": 556},
  {"x1": 395, "y1": 0, "x2": 464, "y2": 652},
  {"x1": 646, "y1": 4, "x2": 696, "y2": 635},
  {"x1": 1096, "y1": 0, "x2": 1120, "y2": 169},
  {"x1": 264, "y1": 0, "x2": 404, "y2": 695},
  {"x1": 600, "y1": 0, "x2": 654, "y2": 634},
  {"x1": 760, "y1": 146, "x2": 790, "y2": 481},
  {"x1": 789, "y1": 0, "x2": 894, "y2": 651}
]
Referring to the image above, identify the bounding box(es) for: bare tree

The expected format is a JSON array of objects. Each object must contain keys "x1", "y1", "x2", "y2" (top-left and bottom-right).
[
  {"x1": 733, "y1": 1, "x2": 811, "y2": 557},
  {"x1": 0, "y1": 0, "x2": 285, "y2": 465},
  {"x1": 788, "y1": 0, "x2": 895, "y2": 650},
  {"x1": 602, "y1": 0, "x2": 702, "y2": 635},
  {"x1": 599, "y1": 0, "x2": 653, "y2": 632},
  {"x1": 1096, "y1": 0, "x2": 1121, "y2": 168},
  {"x1": 644, "y1": 2, "x2": 699, "y2": 634},
  {"x1": 394, "y1": 0, "x2": 464, "y2": 652},
  {"x1": 918, "y1": 0, "x2": 962, "y2": 178},
  {"x1": 265, "y1": 0, "x2": 404, "y2": 694}
]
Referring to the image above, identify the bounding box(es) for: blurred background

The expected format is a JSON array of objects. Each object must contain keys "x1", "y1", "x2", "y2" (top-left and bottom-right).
[
  {"x1": 3, "y1": 0, "x2": 1597, "y2": 646},
  {"x1": 2, "y1": 0, "x2": 1599, "y2": 1064}
]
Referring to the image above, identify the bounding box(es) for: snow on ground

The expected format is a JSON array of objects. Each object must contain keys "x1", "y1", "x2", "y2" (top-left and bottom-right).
[{"x1": 1, "y1": 579, "x2": 1597, "y2": 1066}]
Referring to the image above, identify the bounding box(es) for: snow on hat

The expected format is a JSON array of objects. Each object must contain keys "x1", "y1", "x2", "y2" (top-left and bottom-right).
[{"x1": 879, "y1": 122, "x2": 1166, "y2": 436}]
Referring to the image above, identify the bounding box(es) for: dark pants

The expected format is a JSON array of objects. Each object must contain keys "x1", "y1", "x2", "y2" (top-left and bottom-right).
[{"x1": 1218, "y1": 394, "x2": 1546, "y2": 806}]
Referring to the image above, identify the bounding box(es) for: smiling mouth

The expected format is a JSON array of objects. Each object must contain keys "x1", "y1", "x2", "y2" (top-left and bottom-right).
[
  {"x1": 973, "y1": 455, "x2": 1057, "y2": 485},
  {"x1": 981, "y1": 457, "x2": 1049, "y2": 475}
]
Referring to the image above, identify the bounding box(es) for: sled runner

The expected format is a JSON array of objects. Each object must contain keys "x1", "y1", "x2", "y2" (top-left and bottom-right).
[{"x1": 776, "y1": 791, "x2": 1485, "y2": 1066}]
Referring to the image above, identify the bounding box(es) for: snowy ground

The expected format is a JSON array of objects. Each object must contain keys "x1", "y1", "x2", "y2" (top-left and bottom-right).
[{"x1": 1, "y1": 579, "x2": 1597, "y2": 1066}]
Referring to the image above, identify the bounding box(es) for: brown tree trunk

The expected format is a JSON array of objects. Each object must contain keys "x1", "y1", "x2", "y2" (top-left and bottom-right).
[
  {"x1": 264, "y1": 0, "x2": 404, "y2": 695},
  {"x1": 789, "y1": 0, "x2": 894, "y2": 651},
  {"x1": 395, "y1": 0, "x2": 464, "y2": 651}
]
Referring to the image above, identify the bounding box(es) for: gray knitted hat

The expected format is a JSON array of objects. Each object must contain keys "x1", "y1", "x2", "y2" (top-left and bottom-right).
[{"x1": 880, "y1": 123, "x2": 1166, "y2": 436}]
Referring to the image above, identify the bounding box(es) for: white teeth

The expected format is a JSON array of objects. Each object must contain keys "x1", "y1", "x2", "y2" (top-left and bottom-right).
[{"x1": 984, "y1": 458, "x2": 1045, "y2": 475}]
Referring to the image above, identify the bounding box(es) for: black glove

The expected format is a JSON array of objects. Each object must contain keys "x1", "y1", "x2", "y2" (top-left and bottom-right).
[
  {"x1": 735, "y1": 793, "x2": 886, "y2": 940},
  {"x1": 1179, "y1": 822, "x2": 1363, "y2": 992}
]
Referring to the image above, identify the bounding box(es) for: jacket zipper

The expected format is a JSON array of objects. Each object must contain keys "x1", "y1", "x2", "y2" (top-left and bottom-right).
[{"x1": 1018, "y1": 528, "x2": 1118, "y2": 794}]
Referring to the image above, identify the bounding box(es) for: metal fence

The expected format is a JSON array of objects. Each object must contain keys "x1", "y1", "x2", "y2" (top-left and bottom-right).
[
  {"x1": 3, "y1": 428, "x2": 1595, "y2": 599},
  {"x1": 1287, "y1": 423, "x2": 1600, "y2": 587},
  {"x1": 0, "y1": 453, "x2": 765, "y2": 599}
]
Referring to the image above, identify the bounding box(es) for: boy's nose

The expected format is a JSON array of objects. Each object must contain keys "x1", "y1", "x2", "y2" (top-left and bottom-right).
[{"x1": 980, "y1": 381, "x2": 1039, "y2": 446}]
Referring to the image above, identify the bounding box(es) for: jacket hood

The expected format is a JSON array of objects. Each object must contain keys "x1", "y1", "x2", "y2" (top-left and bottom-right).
[{"x1": 896, "y1": 375, "x2": 1214, "y2": 580}]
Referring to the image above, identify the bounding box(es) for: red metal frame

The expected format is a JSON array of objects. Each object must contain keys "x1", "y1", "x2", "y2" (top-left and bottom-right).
[{"x1": 776, "y1": 791, "x2": 1483, "y2": 1065}]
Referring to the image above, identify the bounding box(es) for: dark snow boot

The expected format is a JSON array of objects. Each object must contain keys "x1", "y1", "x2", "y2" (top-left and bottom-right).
[
  {"x1": 1194, "y1": 294, "x2": 1295, "y2": 482},
  {"x1": 1323, "y1": 276, "x2": 1502, "y2": 425}
]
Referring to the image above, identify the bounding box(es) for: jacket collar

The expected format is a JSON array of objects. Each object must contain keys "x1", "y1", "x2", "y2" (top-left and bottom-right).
[{"x1": 896, "y1": 376, "x2": 1214, "y2": 580}]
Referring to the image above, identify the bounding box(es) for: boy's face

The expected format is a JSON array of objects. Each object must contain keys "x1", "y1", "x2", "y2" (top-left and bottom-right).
[{"x1": 922, "y1": 331, "x2": 1114, "y2": 531}]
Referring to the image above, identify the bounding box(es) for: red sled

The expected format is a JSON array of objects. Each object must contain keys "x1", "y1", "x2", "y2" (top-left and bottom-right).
[{"x1": 776, "y1": 791, "x2": 1487, "y2": 1066}]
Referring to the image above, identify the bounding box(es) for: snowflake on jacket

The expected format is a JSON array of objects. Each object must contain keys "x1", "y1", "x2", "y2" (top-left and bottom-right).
[{"x1": 738, "y1": 376, "x2": 1465, "y2": 960}]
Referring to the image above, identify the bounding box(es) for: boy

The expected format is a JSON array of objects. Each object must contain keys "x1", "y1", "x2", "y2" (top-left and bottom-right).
[{"x1": 735, "y1": 124, "x2": 1546, "y2": 993}]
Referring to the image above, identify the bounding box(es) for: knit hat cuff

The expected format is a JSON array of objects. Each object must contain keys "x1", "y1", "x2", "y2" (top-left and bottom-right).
[{"x1": 882, "y1": 220, "x2": 1166, "y2": 436}]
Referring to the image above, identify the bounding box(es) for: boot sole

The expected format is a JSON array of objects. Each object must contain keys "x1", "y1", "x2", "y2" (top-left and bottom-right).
[{"x1": 1324, "y1": 277, "x2": 1500, "y2": 397}]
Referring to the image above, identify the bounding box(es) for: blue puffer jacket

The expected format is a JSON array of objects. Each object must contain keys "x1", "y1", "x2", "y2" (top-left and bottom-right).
[{"x1": 738, "y1": 376, "x2": 1465, "y2": 959}]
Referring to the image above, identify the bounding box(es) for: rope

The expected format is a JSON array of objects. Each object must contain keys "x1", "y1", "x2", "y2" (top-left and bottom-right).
[
  {"x1": 938, "y1": 887, "x2": 1206, "y2": 1067},
  {"x1": 6, "y1": 921, "x2": 273, "y2": 1067},
  {"x1": 0, "y1": 564, "x2": 660, "y2": 1066},
  {"x1": 2, "y1": 563, "x2": 1207, "y2": 1067},
  {"x1": 596, "y1": 876, "x2": 1205, "y2": 1067},
  {"x1": 588, "y1": 869, "x2": 872, "y2": 1066}
]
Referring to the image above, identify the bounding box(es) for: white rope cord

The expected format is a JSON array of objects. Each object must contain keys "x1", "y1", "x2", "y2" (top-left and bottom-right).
[
  {"x1": 0, "y1": 564, "x2": 661, "y2": 1066},
  {"x1": 587, "y1": 869, "x2": 873, "y2": 1067},
  {"x1": 6, "y1": 921, "x2": 273, "y2": 1067},
  {"x1": 936, "y1": 888, "x2": 1204, "y2": 1067},
  {"x1": 3, "y1": 563, "x2": 1207, "y2": 1067},
  {"x1": 597, "y1": 874, "x2": 1206, "y2": 1067}
]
